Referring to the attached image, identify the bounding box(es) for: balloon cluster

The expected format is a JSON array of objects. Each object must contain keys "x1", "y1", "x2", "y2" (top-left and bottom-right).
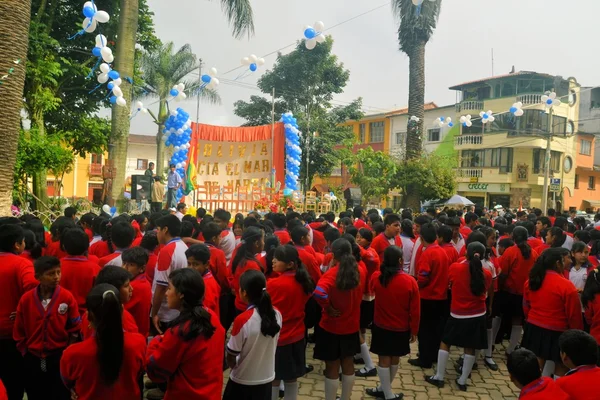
[
  {"x1": 163, "y1": 108, "x2": 193, "y2": 201},
  {"x1": 101, "y1": 204, "x2": 117, "y2": 217},
  {"x1": 435, "y1": 116, "x2": 453, "y2": 128},
  {"x1": 460, "y1": 115, "x2": 473, "y2": 127},
  {"x1": 282, "y1": 113, "x2": 302, "y2": 191},
  {"x1": 81, "y1": 1, "x2": 110, "y2": 35},
  {"x1": 169, "y1": 83, "x2": 187, "y2": 101},
  {"x1": 542, "y1": 92, "x2": 561, "y2": 109},
  {"x1": 130, "y1": 101, "x2": 148, "y2": 120},
  {"x1": 241, "y1": 54, "x2": 265, "y2": 72},
  {"x1": 510, "y1": 102, "x2": 524, "y2": 117},
  {"x1": 200, "y1": 68, "x2": 220, "y2": 90},
  {"x1": 304, "y1": 21, "x2": 326, "y2": 50},
  {"x1": 480, "y1": 110, "x2": 495, "y2": 124}
]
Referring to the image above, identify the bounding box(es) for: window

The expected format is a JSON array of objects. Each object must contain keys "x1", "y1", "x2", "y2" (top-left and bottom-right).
[
  {"x1": 460, "y1": 149, "x2": 513, "y2": 172},
  {"x1": 359, "y1": 123, "x2": 366, "y2": 143},
  {"x1": 91, "y1": 153, "x2": 102, "y2": 164},
  {"x1": 575, "y1": 174, "x2": 579, "y2": 189},
  {"x1": 533, "y1": 150, "x2": 562, "y2": 174},
  {"x1": 369, "y1": 121, "x2": 384, "y2": 143},
  {"x1": 427, "y1": 128, "x2": 441, "y2": 142},
  {"x1": 330, "y1": 160, "x2": 342, "y2": 177},
  {"x1": 395, "y1": 132, "x2": 405, "y2": 145},
  {"x1": 136, "y1": 159, "x2": 148, "y2": 170},
  {"x1": 581, "y1": 140, "x2": 592, "y2": 155},
  {"x1": 589, "y1": 176, "x2": 596, "y2": 190}
]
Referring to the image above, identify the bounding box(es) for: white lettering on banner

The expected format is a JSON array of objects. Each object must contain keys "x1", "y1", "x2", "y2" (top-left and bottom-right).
[{"x1": 458, "y1": 183, "x2": 510, "y2": 193}]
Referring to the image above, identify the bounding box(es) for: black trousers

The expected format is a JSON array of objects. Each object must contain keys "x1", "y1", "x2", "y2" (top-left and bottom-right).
[
  {"x1": 418, "y1": 299, "x2": 449, "y2": 366},
  {"x1": 23, "y1": 351, "x2": 70, "y2": 400},
  {"x1": 222, "y1": 379, "x2": 271, "y2": 400},
  {"x1": 0, "y1": 339, "x2": 25, "y2": 400},
  {"x1": 151, "y1": 202, "x2": 163, "y2": 213}
]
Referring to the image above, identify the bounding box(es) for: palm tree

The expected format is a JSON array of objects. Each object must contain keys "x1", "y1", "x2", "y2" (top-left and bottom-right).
[
  {"x1": 392, "y1": 0, "x2": 442, "y2": 208},
  {"x1": 109, "y1": 0, "x2": 255, "y2": 204},
  {"x1": 0, "y1": 0, "x2": 31, "y2": 215},
  {"x1": 141, "y1": 42, "x2": 220, "y2": 175}
]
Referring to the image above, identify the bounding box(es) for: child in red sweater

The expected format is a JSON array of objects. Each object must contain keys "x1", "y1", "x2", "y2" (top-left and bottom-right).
[
  {"x1": 14, "y1": 256, "x2": 81, "y2": 400},
  {"x1": 371, "y1": 214, "x2": 402, "y2": 261},
  {"x1": 46, "y1": 217, "x2": 75, "y2": 259},
  {"x1": 98, "y1": 222, "x2": 135, "y2": 268},
  {"x1": 185, "y1": 244, "x2": 220, "y2": 318},
  {"x1": 140, "y1": 231, "x2": 159, "y2": 284},
  {"x1": 122, "y1": 247, "x2": 152, "y2": 338},
  {"x1": 61, "y1": 283, "x2": 146, "y2": 400},
  {"x1": 556, "y1": 329, "x2": 600, "y2": 400},
  {"x1": 582, "y1": 268, "x2": 600, "y2": 346},
  {"x1": 507, "y1": 348, "x2": 569, "y2": 399}
]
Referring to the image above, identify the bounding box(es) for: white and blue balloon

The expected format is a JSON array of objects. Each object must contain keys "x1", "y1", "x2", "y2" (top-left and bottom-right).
[
  {"x1": 163, "y1": 108, "x2": 193, "y2": 201},
  {"x1": 435, "y1": 116, "x2": 453, "y2": 128},
  {"x1": 169, "y1": 83, "x2": 187, "y2": 101},
  {"x1": 304, "y1": 21, "x2": 326, "y2": 50},
  {"x1": 282, "y1": 113, "x2": 302, "y2": 192},
  {"x1": 81, "y1": 1, "x2": 110, "y2": 34},
  {"x1": 241, "y1": 55, "x2": 265, "y2": 72},
  {"x1": 200, "y1": 67, "x2": 220, "y2": 90}
]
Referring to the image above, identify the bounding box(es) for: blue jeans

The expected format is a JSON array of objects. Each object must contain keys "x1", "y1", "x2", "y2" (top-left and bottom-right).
[{"x1": 167, "y1": 188, "x2": 177, "y2": 208}]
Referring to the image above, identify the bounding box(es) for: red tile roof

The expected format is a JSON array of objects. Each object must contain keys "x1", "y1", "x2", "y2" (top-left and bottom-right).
[{"x1": 384, "y1": 102, "x2": 439, "y2": 117}]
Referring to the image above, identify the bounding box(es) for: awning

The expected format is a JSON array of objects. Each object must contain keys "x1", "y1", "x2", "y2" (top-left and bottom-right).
[
  {"x1": 311, "y1": 184, "x2": 330, "y2": 193},
  {"x1": 583, "y1": 199, "x2": 600, "y2": 208}
]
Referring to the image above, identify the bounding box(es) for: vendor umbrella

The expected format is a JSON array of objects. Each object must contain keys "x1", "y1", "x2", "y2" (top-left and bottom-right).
[{"x1": 444, "y1": 195, "x2": 475, "y2": 207}]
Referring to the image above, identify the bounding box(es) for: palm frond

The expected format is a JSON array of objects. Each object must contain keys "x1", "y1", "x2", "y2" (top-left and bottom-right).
[
  {"x1": 219, "y1": 0, "x2": 255, "y2": 39},
  {"x1": 392, "y1": 0, "x2": 442, "y2": 54}
]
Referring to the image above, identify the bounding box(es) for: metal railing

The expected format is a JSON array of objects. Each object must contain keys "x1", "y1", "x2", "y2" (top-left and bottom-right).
[
  {"x1": 517, "y1": 93, "x2": 543, "y2": 105},
  {"x1": 455, "y1": 168, "x2": 483, "y2": 178},
  {"x1": 455, "y1": 100, "x2": 484, "y2": 112},
  {"x1": 455, "y1": 135, "x2": 483, "y2": 146}
]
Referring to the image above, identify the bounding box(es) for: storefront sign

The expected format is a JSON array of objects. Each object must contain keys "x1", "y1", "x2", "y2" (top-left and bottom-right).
[{"x1": 458, "y1": 183, "x2": 510, "y2": 193}]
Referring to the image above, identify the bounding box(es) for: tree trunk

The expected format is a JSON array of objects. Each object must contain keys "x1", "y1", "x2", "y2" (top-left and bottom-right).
[
  {"x1": 32, "y1": 112, "x2": 49, "y2": 210},
  {"x1": 0, "y1": 0, "x2": 32, "y2": 215},
  {"x1": 155, "y1": 99, "x2": 167, "y2": 178},
  {"x1": 404, "y1": 41, "x2": 426, "y2": 212},
  {"x1": 109, "y1": 0, "x2": 139, "y2": 206}
]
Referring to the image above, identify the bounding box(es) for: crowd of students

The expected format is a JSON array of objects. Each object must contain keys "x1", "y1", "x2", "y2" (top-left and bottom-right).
[{"x1": 2, "y1": 204, "x2": 600, "y2": 400}]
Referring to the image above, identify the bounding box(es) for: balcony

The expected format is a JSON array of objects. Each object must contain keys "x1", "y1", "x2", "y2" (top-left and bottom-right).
[
  {"x1": 517, "y1": 93, "x2": 543, "y2": 105},
  {"x1": 455, "y1": 167, "x2": 513, "y2": 184},
  {"x1": 455, "y1": 100, "x2": 484, "y2": 113},
  {"x1": 89, "y1": 163, "x2": 103, "y2": 177},
  {"x1": 455, "y1": 135, "x2": 483, "y2": 147},
  {"x1": 455, "y1": 168, "x2": 483, "y2": 178}
]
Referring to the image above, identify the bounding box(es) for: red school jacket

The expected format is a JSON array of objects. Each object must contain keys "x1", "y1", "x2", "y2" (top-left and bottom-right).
[
  {"x1": 584, "y1": 293, "x2": 600, "y2": 345},
  {"x1": 498, "y1": 245, "x2": 538, "y2": 295},
  {"x1": 294, "y1": 245, "x2": 322, "y2": 286},
  {"x1": 267, "y1": 271, "x2": 312, "y2": 346},
  {"x1": 556, "y1": 365, "x2": 600, "y2": 400},
  {"x1": 61, "y1": 332, "x2": 146, "y2": 400},
  {"x1": 523, "y1": 271, "x2": 583, "y2": 332},
  {"x1": 359, "y1": 245, "x2": 380, "y2": 298},
  {"x1": 313, "y1": 265, "x2": 366, "y2": 335},
  {"x1": 0, "y1": 253, "x2": 38, "y2": 339},
  {"x1": 60, "y1": 256, "x2": 100, "y2": 316},
  {"x1": 202, "y1": 271, "x2": 220, "y2": 318},
  {"x1": 417, "y1": 244, "x2": 451, "y2": 301},
  {"x1": 45, "y1": 240, "x2": 68, "y2": 259},
  {"x1": 441, "y1": 243, "x2": 459, "y2": 264},
  {"x1": 146, "y1": 253, "x2": 158, "y2": 284},
  {"x1": 13, "y1": 285, "x2": 81, "y2": 357},
  {"x1": 124, "y1": 274, "x2": 152, "y2": 338},
  {"x1": 81, "y1": 308, "x2": 139, "y2": 340},
  {"x1": 448, "y1": 261, "x2": 492, "y2": 318},
  {"x1": 371, "y1": 233, "x2": 403, "y2": 261},
  {"x1": 518, "y1": 377, "x2": 570, "y2": 400},
  {"x1": 274, "y1": 230, "x2": 292, "y2": 245},
  {"x1": 370, "y1": 270, "x2": 420, "y2": 335},
  {"x1": 205, "y1": 243, "x2": 230, "y2": 291},
  {"x1": 231, "y1": 259, "x2": 264, "y2": 311},
  {"x1": 146, "y1": 310, "x2": 225, "y2": 400},
  {"x1": 89, "y1": 240, "x2": 111, "y2": 259}
]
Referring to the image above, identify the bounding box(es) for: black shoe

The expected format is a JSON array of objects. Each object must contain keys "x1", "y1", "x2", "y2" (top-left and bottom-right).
[
  {"x1": 305, "y1": 364, "x2": 314, "y2": 374},
  {"x1": 408, "y1": 358, "x2": 432, "y2": 369},
  {"x1": 484, "y1": 357, "x2": 499, "y2": 371},
  {"x1": 366, "y1": 388, "x2": 383, "y2": 398},
  {"x1": 355, "y1": 367, "x2": 377, "y2": 377},
  {"x1": 425, "y1": 376, "x2": 445, "y2": 388},
  {"x1": 307, "y1": 333, "x2": 315, "y2": 344},
  {"x1": 354, "y1": 357, "x2": 365, "y2": 364},
  {"x1": 455, "y1": 363, "x2": 472, "y2": 379},
  {"x1": 279, "y1": 390, "x2": 284, "y2": 398},
  {"x1": 455, "y1": 378, "x2": 467, "y2": 391}
]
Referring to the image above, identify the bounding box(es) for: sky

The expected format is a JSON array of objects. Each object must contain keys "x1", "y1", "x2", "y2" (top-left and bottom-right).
[{"x1": 128, "y1": 0, "x2": 600, "y2": 135}]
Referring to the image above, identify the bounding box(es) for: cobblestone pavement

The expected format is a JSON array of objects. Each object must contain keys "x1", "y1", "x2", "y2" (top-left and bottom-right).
[{"x1": 222, "y1": 338, "x2": 521, "y2": 400}]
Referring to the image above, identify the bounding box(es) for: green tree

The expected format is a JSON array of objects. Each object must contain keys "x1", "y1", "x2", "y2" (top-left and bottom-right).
[
  {"x1": 234, "y1": 37, "x2": 363, "y2": 190},
  {"x1": 393, "y1": 0, "x2": 442, "y2": 208},
  {"x1": 393, "y1": 154, "x2": 456, "y2": 208},
  {"x1": 346, "y1": 147, "x2": 397, "y2": 206},
  {"x1": 141, "y1": 42, "x2": 220, "y2": 175}
]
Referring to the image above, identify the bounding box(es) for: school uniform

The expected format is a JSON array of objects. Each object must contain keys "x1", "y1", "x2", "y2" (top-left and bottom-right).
[
  {"x1": 441, "y1": 243, "x2": 459, "y2": 264},
  {"x1": 310, "y1": 227, "x2": 327, "y2": 254},
  {"x1": 89, "y1": 235, "x2": 102, "y2": 247},
  {"x1": 409, "y1": 237, "x2": 424, "y2": 277},
  {"x1": 443, "y1": 261, "x2": 492, "y2": 349},
  {"x1": 274, "y1": 229, "x2": 291, "y2": 245},
  {"x1": 459, "y1": 226, "x2": 473, "y2": 241},
  {"x1": 584, "y1": 294, "x2": 600, "y2": 345},
  {"x1": 416, "y1": 243, "x2": 451, "y2": 366},
  {"x1": 220, "y1": 229, "x2": 236, "y2": 263},
  {"x1": 153, "y1": 238, "x2": 189, "y2": 325},
  {"x1": 451, "y1": 235, "x2": 466, "y2": 256},
  {"x1": 518, "y1": 377, "x2": 570, "y2": 399},
  {"x1": 0, "y1": 252, "x2": 37, "y2": 400},
  {"x1": 231, "y1": 259, "x2": 264, "y2": 312},
  {"x1": 20, "y1": 251, "x2": 35, "y2": 264},
  {"x1": 45, "y1": 240, "x2": 68, "y2": 259},
  {"x1": 146, "y1": 253, "x2": 158, "y2": 284},
  {"x1": 224, "y1": 306, "x2": 282, "y2": 400},
  {"x1": 268, "y1": 271, "x2": 312, "y2": 380},
  {"x1": 205, "y1": 243, "x2": 230, "y2": 291},
  {"x1": 80, "y1": 309, "x2": 139, "y2": 340},
  {"x1": 497, "y1": 246, "x2": 538, "y2": 319},
  {"x1": 61, "y1": 332, "x2": 146, "y2": 400},
  {"x1": 13, "y1": 285, "x2": 81, "y2": 400},
  {"x1": 320, "y1": 252, "x2": 334, "y2": 273},
  {"x1": 555, "y1": 365, "x2": 600, "y2": 400},
  {"x1": 124, "y1": 274, "x2": 152, "y2": 338},
  {"x1": 294, "y1": 245, "x2": 322, "y2": 286},
  {"x1": 359, "y1": 245, "x2": 380, "y2": 329},
  {"x1": 527, "y1": 237, "x2": 544, "y2": 253},
  {"x1": 400, "y1": 233, "x2": 415, "y2": 273},
  {"x1": 369, "y1": 270, "x2": 420, "y2": 356},
  {"x1": 0, "y1": 379, "x2": 6, "y2": 400},
  {"x1": 354, "y1": 219, "x2": 368, "y2": 229},
  {"x1": 60, "y1": 256, "x2": 100, "y2": 316},
  {"x1": 84, "y1": 228, "x2": 94, "y2": 242},
  {"x1": 98, "y1": 250, "x2": 124, "y2": 268},
  {"x1": 89, "y1": 240, "x2": 111, "y2": 259},
  {"x1": 371, "y1": 233, "x2": 403, "y2": 261},
  {"x1": 522, "y1": 271, "x2": 583, "y2": 362},
  {"x1": 313, "y1": 265, "x2": 366, "y2": 361},
  {"x1": 201, "y1": 271, "x2": 221, "y2": 318},
  {"x1": 147, "y1": 310, "x2": 225, "y2": 400}
]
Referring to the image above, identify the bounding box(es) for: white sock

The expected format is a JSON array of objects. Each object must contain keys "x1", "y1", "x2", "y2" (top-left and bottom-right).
[
  {"x1": 272, "y1": 386, "x2": 280, "y2": 400},
  {"x1": 377, "y1": 367, "x2": 394, "y2": 399},
  {"x1": 491, "y1": 316, "x2": 502, "y2": 346},
  {"x1": 354, "y1": 352, "x2": 362, "y2": 360},
  {"x1": 542, "y1": 361, "x2": 556, "y2": 377},
  {"x1": 283, "y1": 382, "x2": 298, "y2": 400},
  {"x1": 432, "y1": 350, "x2": 449, "y2": 381},
  {"x1": 360, "y1": 342, "x2": 375, "y2": 370},
  {"x1": 341, "y1": 374, "x2": 355, "y2": 400},
  {"x1": 507, "y1": 325, "x2": 522, "y2": 354},
  {"x1": 280, "y1": 381, "x2": 285, "y2": 390},
  {"x1": 325, "y1": 378, "x2": 338, "y2": 400},
  {"x1": 390, "y1": 364, "x2": 399, "y2": 385},
  {"x1": 486, "y1": 329, "x2": 495, "y2": 359},
  {"x1": 458, "y1": 354, "x2": 475, "y2": 385}
]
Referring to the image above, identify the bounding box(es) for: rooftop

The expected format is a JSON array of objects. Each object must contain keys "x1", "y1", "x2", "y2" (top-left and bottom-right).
[
  {"x1": 128, "y1": 134, "x2": 156, "y2": 145},
  {"x1": 449, "y1": 70, "x2": 556, "y2": 91}
]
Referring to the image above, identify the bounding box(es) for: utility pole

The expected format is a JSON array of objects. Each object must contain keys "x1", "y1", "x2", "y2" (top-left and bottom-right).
[{"x1": 541, "y1": 108, "x2": 553, "y2": 214}]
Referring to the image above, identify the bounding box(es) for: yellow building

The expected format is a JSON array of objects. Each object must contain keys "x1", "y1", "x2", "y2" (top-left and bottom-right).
[{"x1": 452, "y1": 71, "x2": 580, "y2": 209}]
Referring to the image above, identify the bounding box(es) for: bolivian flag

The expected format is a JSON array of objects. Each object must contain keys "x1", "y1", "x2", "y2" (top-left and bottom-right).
[{"x1": 184, "y1": 141, "x2": 197, "y2": 195}]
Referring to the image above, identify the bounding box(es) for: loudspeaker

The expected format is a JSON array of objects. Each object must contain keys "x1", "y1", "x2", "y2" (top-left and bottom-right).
[
  {"x1": 131, "y1": 175, "x2": 152, "y2": 200},
  {"x1": 344, "y1": 187, "x2": 362, "y2": 209}
]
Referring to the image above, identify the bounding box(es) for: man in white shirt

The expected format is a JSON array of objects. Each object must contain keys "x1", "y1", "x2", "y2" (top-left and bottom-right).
[
  {"x1": 214, "y1": 209, "x2": 236, "y2": 263},
  {"x1": 175, "y1": 203, "x2": 187, "y2": 221}
]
